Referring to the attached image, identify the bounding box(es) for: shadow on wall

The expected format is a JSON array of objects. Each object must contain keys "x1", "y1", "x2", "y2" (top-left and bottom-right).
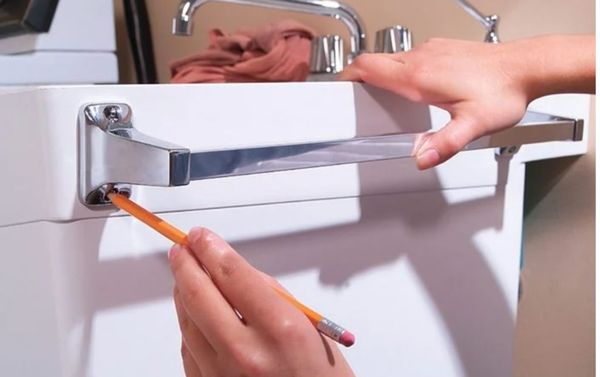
[
  {"x1": 2, "y1": 86, "x2": 516, "y2": 377},
  {"x1": 523, "y1": 156, "x2": 579, "y2": 216},
  {"x1": 49, "y1": 169, "x2": 514, "y2": 376},
  {"x1": 235, "y1": 164, "x2": 514, "y2": 377}
]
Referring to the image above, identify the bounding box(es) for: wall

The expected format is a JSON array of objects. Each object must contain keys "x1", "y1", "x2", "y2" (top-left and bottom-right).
[
  {"x1": 516, "y1": 103, "x2": 596, "y2": 376},
  {"x1": 113, "y1": 1, "x2": 595, "y2": 375},
  {"x1": 115, "y1": 0, "x2": 595, "y2": 84}
]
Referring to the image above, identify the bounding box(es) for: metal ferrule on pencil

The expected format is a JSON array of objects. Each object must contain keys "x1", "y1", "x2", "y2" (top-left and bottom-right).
[{"x1": 316, "y1": 318, "x2": 346, "y2": 342}]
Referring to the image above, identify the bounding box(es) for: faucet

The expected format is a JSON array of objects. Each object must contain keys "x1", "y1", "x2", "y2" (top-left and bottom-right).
[
  {"x1": 172, "y1": 0, "x2": 367, "y2": 62},
  {"x1": 455, "y1": 0, "x2": 499, "y2": 43}
]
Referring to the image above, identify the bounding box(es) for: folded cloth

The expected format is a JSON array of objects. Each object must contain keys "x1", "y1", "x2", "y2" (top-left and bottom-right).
[{"x1": 170, "y1": 20, "x2": 315, "y2": 83}]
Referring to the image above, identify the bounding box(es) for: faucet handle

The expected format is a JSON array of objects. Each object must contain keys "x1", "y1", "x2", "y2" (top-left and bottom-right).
[
  {"x1": 309, "y1": 35, "x2": 345, "y2": 75},
  {"x1": 374, "y1": 26, "x2": 412, "y2": 53},
  {"x1": 483, "y1": 14, "x2": 500, "y2": 43},
  {"x1": 455, "y1": 0, "x2": 500, "y2": 43}
]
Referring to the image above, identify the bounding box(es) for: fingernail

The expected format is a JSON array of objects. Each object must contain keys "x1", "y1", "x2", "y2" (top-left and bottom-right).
[
  {"x1": 168, "y1": 244, "x2": 182, "y2": 261},
  {"x1": 416, "y1": 148, "x2": 440, "y2": 169}
]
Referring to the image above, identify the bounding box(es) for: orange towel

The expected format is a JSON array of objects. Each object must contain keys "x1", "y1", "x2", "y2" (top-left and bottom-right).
[{"x1": 170, "y1": 20, "x2": 315, "y2": 83}]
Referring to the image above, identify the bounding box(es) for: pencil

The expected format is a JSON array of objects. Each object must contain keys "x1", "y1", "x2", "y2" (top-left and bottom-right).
[{"x1": 107, "y1": 192, "x2": 355, "y2": 347}]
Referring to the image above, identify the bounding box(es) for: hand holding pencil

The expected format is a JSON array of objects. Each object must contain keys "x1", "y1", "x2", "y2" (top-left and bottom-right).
[
  {"x1": 169, "y1": 228, "x2": 355, "y2": 377},
  {"x1": 108, "y1": 193, "x2": 355, "y2": 377}
]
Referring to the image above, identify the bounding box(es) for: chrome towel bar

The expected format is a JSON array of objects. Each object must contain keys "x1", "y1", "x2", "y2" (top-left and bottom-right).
[{"x1": 79, "y1": 103, "x2": 583, "y2": 207}]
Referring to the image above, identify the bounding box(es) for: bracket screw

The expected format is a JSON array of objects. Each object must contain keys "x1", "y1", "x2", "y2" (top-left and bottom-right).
[
  {"x1": 103, "y1": 106, "x2": 122, "y2": 123},
  {"x1": 496, "y1": 145, "x2": 520, "y2": 157}
]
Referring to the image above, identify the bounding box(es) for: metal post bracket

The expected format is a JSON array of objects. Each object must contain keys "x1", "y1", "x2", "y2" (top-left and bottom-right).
[{"x1": 79, "y1": 103, "x2": 190, "y2": 207}]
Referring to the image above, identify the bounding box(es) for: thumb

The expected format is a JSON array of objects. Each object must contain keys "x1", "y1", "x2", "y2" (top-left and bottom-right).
[{"x1": 414, "y1": 116, "x2": 482, "y2": 170}]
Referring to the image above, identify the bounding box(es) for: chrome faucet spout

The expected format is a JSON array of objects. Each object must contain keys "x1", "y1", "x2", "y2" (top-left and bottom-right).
[
  {"x1": 173, "y1": 0, "x2": 367, "y2": 59},
  {"x1": 455, "y1": 0, "x2": 500, "y2": 43}
]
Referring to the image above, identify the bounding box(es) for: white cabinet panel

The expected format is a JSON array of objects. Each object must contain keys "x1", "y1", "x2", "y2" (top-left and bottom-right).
[
  {"x1": 0, "y1": 83, "x2": 589, "y2": 376},
  {"x1": 3, "y1": 83, "x2": 586, "y2": 227},
  {"x1": 1, "y1": 184, "x2": 521, "y2": 377}
]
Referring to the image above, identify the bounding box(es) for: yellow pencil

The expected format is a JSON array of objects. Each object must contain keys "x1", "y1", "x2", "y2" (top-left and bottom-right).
[{"x1": 107, "y1": 192, "x2": 355, "y2": 347}]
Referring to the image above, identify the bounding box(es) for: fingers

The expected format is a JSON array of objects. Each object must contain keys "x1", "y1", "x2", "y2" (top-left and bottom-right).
[
  {"x1": 186, "y1": 228, "x2": 303, "y2": 330},
  {"x1": 341, "y1": 52, "x2": 475, "y2": 170},
  {"x1": 174, "y1": 287, "x2": 217, "y2": 368},
  {"x1": 338, "y1": 54, "x2": 400, "y2": 87},
  {"x1": 181, "y1": 342, "x2": 203, "y2": 377},
  {"x1": 171, "y1": 230, "x2": 356, "y2": 376},
  {"x1": 338, "y1": 53, "x2": 413, "y2": 95},
  {"x1": 259, "y1": 271, "x2": 290, "y2": 294},
  {"x1": 336, "y1": 61, "x2": 363, "y2": 82},
  {"x1": 413, "y1": 115, "x2": 482, "y2": 169},
  {"x1": 411, "y1": 132, "x2": 429, "y2": 156},
  {"x1": 169, "y1": 244, "x2": 245, "y2": 351}
]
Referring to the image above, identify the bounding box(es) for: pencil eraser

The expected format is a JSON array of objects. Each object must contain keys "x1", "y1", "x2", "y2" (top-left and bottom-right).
[{"x1": 340, "y1": 331, "x2": 355, "y2": 347}]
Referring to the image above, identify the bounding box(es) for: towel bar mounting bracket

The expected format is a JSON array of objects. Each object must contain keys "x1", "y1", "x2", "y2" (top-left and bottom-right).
[{"x1": 79, "y1": 103, "x2": 190, "y2": 207}]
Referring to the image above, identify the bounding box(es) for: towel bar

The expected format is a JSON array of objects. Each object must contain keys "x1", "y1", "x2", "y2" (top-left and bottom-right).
[{"x1": 79, "y1": 103, "x2": 583, "y2": 207}]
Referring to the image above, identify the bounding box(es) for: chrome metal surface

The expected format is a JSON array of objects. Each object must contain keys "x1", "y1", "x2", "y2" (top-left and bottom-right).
[
  {"x1": 189, "y1": 133, "x2": 416, "y2": 179},
  {"x1": 86, "y1": 183, "x2": 132, "y2": 206},
  {"x1": 316, "y1": 318, "x2": 346, "y2": 342},
  {"x1": 79, "y1": 103, "x2": 583, "y2": 208},
  {"x1": 173, "y1": 0, "x2": 367, "y2": 62},
  {"x1": 574, "y1": 119, "x2": 585, "y2": 141},
  {"x1": 374, "y1": 26, "x2": 412, "y2": 53},
  {"x1": 495, "y1": 145, "x2": 520, "y2": 157},
  {"x1": 455, "y1": 0, "x2": 499, "y2": 43},
  {"x1": 466, "y1": 111, "x2": 581, "y2": 151},
  {"x1": 188, "y1": 111, "x2": 581, "y2": 180},
  {"x1": 309, "y1": 35, "x2": 344, "y2": 74},
  {"x1": 79, "y1": 103, "x2": 190, "y2": 208}
]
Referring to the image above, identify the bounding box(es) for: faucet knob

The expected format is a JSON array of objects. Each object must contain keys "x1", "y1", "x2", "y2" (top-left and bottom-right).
[
  {"x1": 454, "y1": 0, "x2": 500, "y2": 43},
  {"x1": 483, "y1": 14, "x2": 500, "y2": 43},
  {"x1": 309, "y1": 35, "x2": 345, "y2": 75},
  {"x1": 374, "y1": 26, "x2": 412, "y2": 53}
]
